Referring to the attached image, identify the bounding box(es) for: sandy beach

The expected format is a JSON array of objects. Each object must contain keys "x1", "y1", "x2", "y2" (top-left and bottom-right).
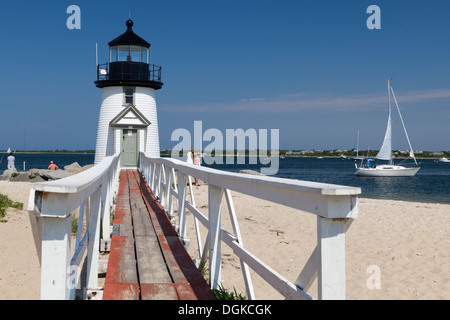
[{"x1": 0, "y1": 179, "x2": 449, "y2": 300}]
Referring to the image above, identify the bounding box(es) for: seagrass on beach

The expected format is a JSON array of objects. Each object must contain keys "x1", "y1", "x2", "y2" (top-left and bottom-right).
[{"x1": 0, "y1": 180, "x2": 449, "y2": 300}]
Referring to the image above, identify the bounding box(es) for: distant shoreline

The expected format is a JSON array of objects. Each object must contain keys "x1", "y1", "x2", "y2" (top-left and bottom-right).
[
  {"x1": 2, "y1": 151, "x2": 446, "y2": 160},
  {"x1": 2, "y1": 151, "x2": 95, "y2": 155}
]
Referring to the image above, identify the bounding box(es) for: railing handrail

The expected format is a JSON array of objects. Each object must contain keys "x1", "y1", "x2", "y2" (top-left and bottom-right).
[
  {"x1": 142, "y1": 156, "x2": 360, "y2": 218},
  {"x1": 139, "y1": 153, "x2": 360, "y2": 300},
  {"x1": 30, "y1": 152, "x2": 118, "y2": 195},
  {"x1": 97, "y1": 62, "x2": 162, "y2": 82}
]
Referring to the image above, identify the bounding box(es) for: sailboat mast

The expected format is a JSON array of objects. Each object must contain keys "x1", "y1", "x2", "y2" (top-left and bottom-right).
[
  {"x1": 356, "y1": 129, "x2": 359, "y2": 156},
  {"x1": 387, "y1": 80, "x2": 393, "y2": 165}
]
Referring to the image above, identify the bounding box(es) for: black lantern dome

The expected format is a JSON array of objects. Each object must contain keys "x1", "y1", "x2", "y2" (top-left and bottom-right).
[{"x1": 95, "y1": 19, "x2": 163, "y2": 90}]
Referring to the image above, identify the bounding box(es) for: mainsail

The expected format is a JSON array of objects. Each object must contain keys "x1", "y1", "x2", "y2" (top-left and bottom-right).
[
  {"x1": 376, "y1": 113, "x2": 392, "y2": 161},
  {"x1": 376, "y1": 81, "x2": 393, "y2": 162}
]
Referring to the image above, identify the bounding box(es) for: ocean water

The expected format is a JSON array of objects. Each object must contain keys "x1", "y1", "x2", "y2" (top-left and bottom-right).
[
  {"x1": 203, "y1": 156, "x2": 450, "y2": 205},
  {"x1": 0, "y1": 152, "x2": 95, "y2": 171},
  {"x1": 3, "y1": 153, "x2": 449, "y2": 204}
]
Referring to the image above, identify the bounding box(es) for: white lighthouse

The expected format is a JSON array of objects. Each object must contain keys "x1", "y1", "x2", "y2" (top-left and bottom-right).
[{"x1": 94, "y1": 19, "x2": 163, "y2": 166}]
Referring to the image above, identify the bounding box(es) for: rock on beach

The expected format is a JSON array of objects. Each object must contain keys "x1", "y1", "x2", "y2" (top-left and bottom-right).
[{"x1": 1, "y1": 162, "x2": 94, "y2": 182}]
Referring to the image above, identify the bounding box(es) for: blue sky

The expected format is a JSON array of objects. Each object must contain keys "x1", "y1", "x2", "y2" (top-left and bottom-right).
[{"x1": 1, "y1": 1, "x2": 449, "y2": 151}]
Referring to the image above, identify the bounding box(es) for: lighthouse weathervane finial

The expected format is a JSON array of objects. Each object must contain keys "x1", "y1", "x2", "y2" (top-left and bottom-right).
[
  {"x1": 126, "y1": 18, "x2": 133, "y2": 30},
  {"x1": 94, "y1": 19, "x2": 164, "y2": 167}
]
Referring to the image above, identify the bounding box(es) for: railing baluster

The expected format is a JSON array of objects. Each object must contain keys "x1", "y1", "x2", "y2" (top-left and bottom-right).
[
  {"x1": 86, "y1": 187, "x2": 102, "y2": 290},
  {"x1": 208, "y1": 185, "x2": 224, "y2": 290},
  {"x1": 177, "y1": 171, "x2": 188, "y2": 244},
  {"x1": 224, "y1": 189, "x2": 255, "y2": 299}
]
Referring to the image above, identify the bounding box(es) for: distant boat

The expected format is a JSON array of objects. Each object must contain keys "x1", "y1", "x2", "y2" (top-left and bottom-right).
[
  {"x1": 351, "y1": 130, "x2": 364, "y2": 161},
  {"x1": 439, "y1": 157, "x2": 450, "y2": 163},
  {"x1": 355, "y1": 80, "x2": 420, "y2": 177},
  {"x1": 6, "y1": 148, "x2": 11, "y2": 153}
]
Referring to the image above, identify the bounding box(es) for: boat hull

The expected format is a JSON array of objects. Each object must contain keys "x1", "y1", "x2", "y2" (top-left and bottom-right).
[{"x1": 355, "y1": 165, "x2": 420, "y2": 177}]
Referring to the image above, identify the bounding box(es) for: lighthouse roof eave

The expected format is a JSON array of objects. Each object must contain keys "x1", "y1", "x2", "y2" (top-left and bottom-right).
[{"x1": 108, "y1": 19, "x2": 151, "y2": 48}]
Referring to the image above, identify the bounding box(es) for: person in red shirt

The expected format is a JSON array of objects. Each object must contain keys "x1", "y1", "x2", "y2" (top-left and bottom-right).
[{"x1": 48, "y1": 161, "x2": 59, "y2": 170}]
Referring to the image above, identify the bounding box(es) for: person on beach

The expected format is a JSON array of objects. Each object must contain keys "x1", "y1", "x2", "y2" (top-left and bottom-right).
[
  {"x1": 48, "y1": 161, "x2": 59, "y2": 170},
  {"x1": 7, "y1": 153, "x2": 15, "y2": 170},
  {"x1": 193, "y1": 152, "x2": 201, "y2": 186},
  {"x1": 186, "y1": 147, "x2": 194, "y2": 164}
]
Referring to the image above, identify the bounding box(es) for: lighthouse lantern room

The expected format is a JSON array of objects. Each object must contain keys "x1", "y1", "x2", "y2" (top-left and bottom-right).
[{"x1": 94, "y1": 19, "x2": 163, "y2": 167}]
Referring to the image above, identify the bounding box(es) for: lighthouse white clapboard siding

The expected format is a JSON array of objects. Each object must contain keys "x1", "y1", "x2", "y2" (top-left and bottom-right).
[
  {"x1": 94, "y1": 86, "x2": 160, "y2": 165},
  {"x1": 135, "y1": 87, "x2": 160, "y2": 158}
]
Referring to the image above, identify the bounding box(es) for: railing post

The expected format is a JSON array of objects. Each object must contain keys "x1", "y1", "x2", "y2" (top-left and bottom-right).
[
  {"x1": 317, "y1": 216, "x2": 347, "y2": 300},
  {"x1": 40, "y1": 214, "x2": 72, "y2": 300},
  {"x1": 208, "y1": 185, "x2": 224, "y2": 290}
]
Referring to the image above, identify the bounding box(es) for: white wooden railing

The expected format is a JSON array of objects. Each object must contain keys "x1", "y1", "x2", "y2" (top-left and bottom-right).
[
  {"x1": 139, "y1": 153, "x2": 361, "y2": 300},
  {"x1": 28, "y1": 153, "x2": 121, "y2": 300}
]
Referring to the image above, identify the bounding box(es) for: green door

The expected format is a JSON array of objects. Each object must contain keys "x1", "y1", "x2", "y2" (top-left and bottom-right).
[{"x1": 121, "y1": 129, "x2": 138, "y2": 167}]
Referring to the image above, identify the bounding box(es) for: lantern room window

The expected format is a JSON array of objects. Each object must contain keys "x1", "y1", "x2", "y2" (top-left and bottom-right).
[{"x1": 110, "y1": 45, "x2": 149, "y2": 64}]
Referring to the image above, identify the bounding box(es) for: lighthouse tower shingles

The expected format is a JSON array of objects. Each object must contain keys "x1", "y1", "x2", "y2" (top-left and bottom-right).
[{"x1": 94, "y1": 19, "x2": 163, "y2": 166}]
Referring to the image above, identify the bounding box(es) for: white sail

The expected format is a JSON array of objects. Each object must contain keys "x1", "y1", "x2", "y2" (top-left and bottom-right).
[
  {"x1": 376, "y1": 81, "x2": 392, "y2": 161},
  {"x1": 6, "y1": 148, "x2": 11, "y2": 153}
]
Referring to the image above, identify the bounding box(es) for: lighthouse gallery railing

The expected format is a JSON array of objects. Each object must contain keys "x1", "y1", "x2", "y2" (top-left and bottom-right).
[
  {"x1": 28, "y1": 153, "x2": 120, "y2": 300},
  {"x1": 139, "y1": 153, "x2": 360, "y2": 300}
]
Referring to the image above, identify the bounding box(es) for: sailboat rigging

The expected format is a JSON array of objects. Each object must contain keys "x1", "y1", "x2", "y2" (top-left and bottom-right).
[{"x1": 355, "y1": 80, "x2": 420, "y2": 177}]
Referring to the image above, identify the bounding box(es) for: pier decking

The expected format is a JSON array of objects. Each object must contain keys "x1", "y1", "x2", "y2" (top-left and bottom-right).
[{"x1": 103, "y1": 169, "x2": 215, "y2": 300}]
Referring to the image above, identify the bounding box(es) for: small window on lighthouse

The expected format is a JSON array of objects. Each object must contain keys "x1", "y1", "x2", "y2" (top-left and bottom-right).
[{"x1": 124, "y1": 87, "x2": 135, "y2": 105}]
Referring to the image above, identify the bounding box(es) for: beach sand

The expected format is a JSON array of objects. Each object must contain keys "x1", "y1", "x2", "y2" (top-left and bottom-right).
[{"x1": 0, "y1": 180, "x2": 449, "y2": 300}]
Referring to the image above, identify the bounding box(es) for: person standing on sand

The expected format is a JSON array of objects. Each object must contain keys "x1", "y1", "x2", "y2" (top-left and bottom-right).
[
  {"x1": 48, "y1": 161, "x2": 59, "y2": 170},
  {"x1": 7, "y1": 153, "x2": 15, "y2": 170},
  {"x1": 193, "y1": 152, "x2": 201, "y2": 186},
  {"x1": 186, "y1": 147, "x2": 194, "y2": 164}
]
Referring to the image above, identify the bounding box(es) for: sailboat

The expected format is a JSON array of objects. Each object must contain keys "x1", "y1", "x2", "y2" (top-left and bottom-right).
[
  {"x1": 355, "y1": 80, "x2": 420, "y2": 177},
  {"x1": 351, "y1": 130, "x2": 364, "y2": 161}
]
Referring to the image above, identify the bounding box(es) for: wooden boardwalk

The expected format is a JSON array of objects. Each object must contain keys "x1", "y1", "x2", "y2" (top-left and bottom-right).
[{"x1": 103, "y1": 169, "x2": 215, "y2": 300}]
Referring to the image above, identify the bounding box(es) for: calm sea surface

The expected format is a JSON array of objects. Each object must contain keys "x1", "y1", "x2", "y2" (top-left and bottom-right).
[
  {"x1": 204, "y1": 156, "x2": 450, "y2": 205},
  {"x1": 4, "y1": 153, "x2": 450, "y2": 204},
  {"x1": 1, "y1": 153, "x2": 95, "y2": 171}
]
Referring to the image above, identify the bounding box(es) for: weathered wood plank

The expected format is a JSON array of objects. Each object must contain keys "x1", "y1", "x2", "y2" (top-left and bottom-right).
[
  {"x1": 164, "y1": 236, "x2": 215, "y2": 300},
  {"x1": 105, "y1": 236, "x2": 138, "y2": 285},
  {"x1": 102, "y1": 283, "x2": 139, "y2": 300},
  {"x1": 141, "y1": 283, "x2": 178, "y2": 300},
  {"x1": 135, "y1": 235, "x2": 172, "y2": 284}
]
